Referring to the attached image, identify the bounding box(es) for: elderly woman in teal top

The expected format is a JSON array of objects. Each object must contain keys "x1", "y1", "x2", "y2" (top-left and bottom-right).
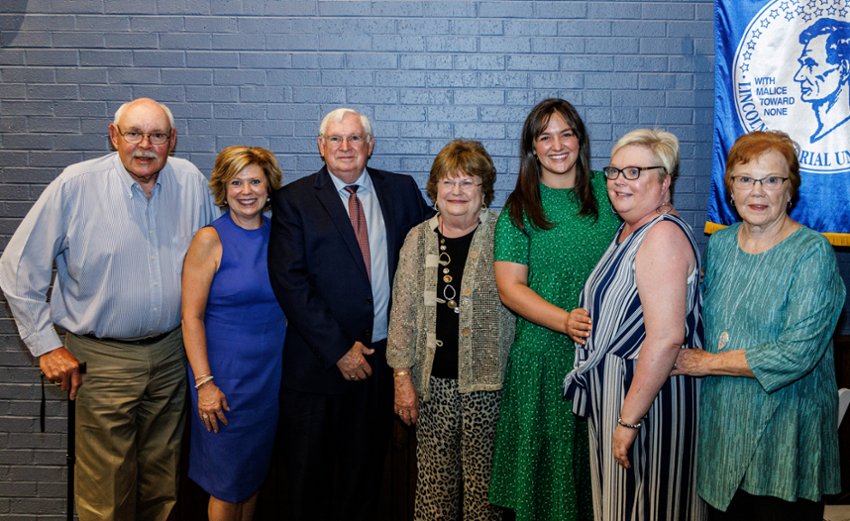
[{"x1": 673, "y1": 131, "x2": 845, "y2": 521}]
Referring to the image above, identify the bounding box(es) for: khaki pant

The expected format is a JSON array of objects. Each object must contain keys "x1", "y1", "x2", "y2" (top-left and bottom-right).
[{"x1": 66, "y1": 330, "x2": 188, "y2": 521}]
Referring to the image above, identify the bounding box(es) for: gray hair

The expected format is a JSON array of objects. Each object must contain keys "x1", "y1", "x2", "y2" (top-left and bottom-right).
[
  {"x1": 113, "y1": 99, "x2": 175, "y2": 130},
  {"x1": 318, "y1": 108, "x2": 373, "y2": 141}
]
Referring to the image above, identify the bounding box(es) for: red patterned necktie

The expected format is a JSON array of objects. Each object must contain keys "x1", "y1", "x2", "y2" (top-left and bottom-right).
[{"x1": 344, "y1": 185, "x2": 371, "y2": 281}]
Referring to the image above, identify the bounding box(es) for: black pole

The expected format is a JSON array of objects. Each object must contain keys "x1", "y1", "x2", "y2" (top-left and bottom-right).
[{"x1": 67, "y1": 362, "x2": 86, "y2": 521}]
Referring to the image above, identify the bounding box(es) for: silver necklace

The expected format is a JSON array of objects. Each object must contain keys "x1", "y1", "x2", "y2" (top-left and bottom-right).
[
  {"x1": 439, "y1": 241, "x2": 459, "y2": 313},
  {"x1": 438, "y1": 220, "x2": 460, "y2": 314},
  {"x1": 719, "y1": 220, "x2": 784, "y2": 350}
]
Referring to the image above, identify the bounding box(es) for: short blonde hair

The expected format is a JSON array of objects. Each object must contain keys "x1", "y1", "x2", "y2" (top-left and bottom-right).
[
  {"x1": 610, "y1": 128, "x2": 680, "y2": 196},
  {"x1": 209, "y1": 146, "x2": 283, "y2": 211}
]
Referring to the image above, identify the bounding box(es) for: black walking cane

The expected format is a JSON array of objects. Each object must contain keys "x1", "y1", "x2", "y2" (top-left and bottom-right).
[{"x1": 41, "y1": 362, "x2": 87, "y2": 521}]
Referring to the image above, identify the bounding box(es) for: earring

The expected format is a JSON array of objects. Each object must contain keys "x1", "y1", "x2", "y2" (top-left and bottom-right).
[
  {"x1": 787, "y1": 200, "x2": 792, "y2": 209},
  {"x1": 609, "y1": 203, "x2": 618, "y2": 216},
  {"x1": 730, "y1": 199, "x2": 735, "y2": 207}
]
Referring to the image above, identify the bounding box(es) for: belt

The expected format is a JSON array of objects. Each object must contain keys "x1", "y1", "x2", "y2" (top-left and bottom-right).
[{"x1": 83, "y1": 330, "x2": 173, "y2": 346}]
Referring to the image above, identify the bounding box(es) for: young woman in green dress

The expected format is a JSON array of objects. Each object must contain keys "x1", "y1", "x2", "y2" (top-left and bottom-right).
[{"x1": 488, "y1": 99, "x2": 620, "y2": 521}]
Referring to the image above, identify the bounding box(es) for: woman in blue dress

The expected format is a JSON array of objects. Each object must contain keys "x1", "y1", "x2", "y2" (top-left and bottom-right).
[{"x1": 182, "y1": 146, "x2": 285, "y2": 521}]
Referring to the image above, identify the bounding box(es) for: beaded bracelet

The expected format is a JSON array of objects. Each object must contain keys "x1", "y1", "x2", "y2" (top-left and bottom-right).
[
  {"x1": 617, "y1": 415, "x2": 641, "y2": 429},
  {"x1": 195, "y1": 376, "x2": 214, "y2": 389}
]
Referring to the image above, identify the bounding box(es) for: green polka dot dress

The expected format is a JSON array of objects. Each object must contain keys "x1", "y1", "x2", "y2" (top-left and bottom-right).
[{"x1": 489, "y1": 172, "x2": 620, "y2": 521}]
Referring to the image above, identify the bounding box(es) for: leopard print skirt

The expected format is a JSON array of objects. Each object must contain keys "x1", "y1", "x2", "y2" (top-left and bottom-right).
[{"x1": 415, "y1": 376, "x2": 503, "y2": 521}]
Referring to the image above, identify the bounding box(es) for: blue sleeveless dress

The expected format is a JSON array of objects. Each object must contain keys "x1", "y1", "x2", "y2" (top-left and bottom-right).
[
  {"x1": 188, "y1": 212, "x2": 286, "y2": 503},
  {"x1": 564, "y1": 214, "x2": 705, "y2": 521}
]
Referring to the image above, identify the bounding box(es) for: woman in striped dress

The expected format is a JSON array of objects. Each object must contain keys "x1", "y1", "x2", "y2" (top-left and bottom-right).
[{"x1": 563, "y1": 129, "x2": 705, "y2": 521}]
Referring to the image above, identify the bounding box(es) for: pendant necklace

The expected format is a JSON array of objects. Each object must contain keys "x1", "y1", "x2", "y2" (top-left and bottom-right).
[
  {"x1": 438, "y1": 221, "x2": 460, "y2": 314},
  {"x1": 720, "y1": 219, "x2": 784, "y2": 350}
]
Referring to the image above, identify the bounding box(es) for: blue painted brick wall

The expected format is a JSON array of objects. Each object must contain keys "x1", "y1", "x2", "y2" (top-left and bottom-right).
[{"x1": 0, "y1": 1, "x2": 846, "y2": 517}]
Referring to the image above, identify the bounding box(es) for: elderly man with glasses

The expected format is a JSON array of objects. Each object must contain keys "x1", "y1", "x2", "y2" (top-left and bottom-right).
[
  {"x1": 268, "y1": 108, "x2": 432, "y2": 521},
  {"x1": 0, "y1": 98, "x2": 218, "y2": 521}
]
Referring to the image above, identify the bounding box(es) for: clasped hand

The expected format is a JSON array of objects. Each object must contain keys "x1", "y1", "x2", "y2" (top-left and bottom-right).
[{"x1": 336, "y1": 341, "x2": 374, "y2": 381}]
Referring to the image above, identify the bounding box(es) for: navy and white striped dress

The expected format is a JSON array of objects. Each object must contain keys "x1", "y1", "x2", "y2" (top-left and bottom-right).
[{"x1": 563, "y1": 214, "x2": 706, "y2": 521}]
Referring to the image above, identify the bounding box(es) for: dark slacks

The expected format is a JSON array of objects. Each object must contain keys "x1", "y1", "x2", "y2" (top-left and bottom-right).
[
  {"x1": 279, "y1": 339, "x2": 393, "y2": 521},
  {"x1": 708, "y1": 488, "x2": 825, "y2": 521}
]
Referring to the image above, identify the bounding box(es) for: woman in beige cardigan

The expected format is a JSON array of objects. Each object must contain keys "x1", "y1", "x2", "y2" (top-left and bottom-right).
[{"x1": 387, "y1": 139, "x2": 515, "y2": 521}]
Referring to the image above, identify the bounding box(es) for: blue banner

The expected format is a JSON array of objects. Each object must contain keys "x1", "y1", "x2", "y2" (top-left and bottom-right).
[{"x1": 709, "y1": 0, "x2": 850, "y2": 245}]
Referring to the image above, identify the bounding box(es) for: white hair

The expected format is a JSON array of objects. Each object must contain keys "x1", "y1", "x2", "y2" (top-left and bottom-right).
[
  {"x1": 318, "y1": 108, "x2": 373, "y2": 141},
  {"x1": 112, "y1": 99, "x2": 175, "y2": 130}
]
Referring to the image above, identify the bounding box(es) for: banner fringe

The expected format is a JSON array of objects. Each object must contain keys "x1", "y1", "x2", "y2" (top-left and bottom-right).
[
  {"x1": 705, "y1": 221, "x2": 850, "y2": 247},
  {"x1": 703, "y1": 222, "x2": 727, "y2": 235}
]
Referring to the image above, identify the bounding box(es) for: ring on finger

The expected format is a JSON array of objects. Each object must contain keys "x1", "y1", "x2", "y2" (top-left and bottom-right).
[{"x1": 203, "y1": 414, "x2": 210, "y2": 419}]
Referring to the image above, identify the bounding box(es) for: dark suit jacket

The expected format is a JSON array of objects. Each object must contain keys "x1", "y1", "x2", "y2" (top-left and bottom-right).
[{"x1": 268, "y1": 166, "x2": 433, "y2": 395}]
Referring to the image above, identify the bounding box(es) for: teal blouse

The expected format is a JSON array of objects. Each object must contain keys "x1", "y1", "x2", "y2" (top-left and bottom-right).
[{"x1": 698, "y1": 224, "x2": 845, "y2": 511}]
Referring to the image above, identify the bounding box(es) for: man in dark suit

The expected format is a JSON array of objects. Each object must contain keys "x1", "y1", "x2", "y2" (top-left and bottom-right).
[{"x1": 268, "y1": 108, "x2": 432, "y2": 521}]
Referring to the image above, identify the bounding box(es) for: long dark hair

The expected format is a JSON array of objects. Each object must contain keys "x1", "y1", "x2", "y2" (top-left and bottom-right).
[{"x1": 506, "y1": 98, "x2": 599, "y2": 234}]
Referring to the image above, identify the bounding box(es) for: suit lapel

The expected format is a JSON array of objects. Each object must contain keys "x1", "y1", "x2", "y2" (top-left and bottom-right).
[
  {"x1": 369, "y1": 167, "x2": 397, "y2": 281},
  {"x1": 314, "y1": 167, "x2": 371, "y2": 281}
]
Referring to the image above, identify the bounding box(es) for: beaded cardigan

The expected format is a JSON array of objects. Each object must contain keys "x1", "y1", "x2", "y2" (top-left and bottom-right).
[{"x1": 386, "y1": 209, "x2": 515, "y2": 401}]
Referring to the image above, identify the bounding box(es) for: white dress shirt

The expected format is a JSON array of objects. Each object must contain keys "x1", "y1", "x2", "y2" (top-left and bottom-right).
[
  {"x1": 329, "y1": 169, "x2": 390, "y2": 342},
  {"x1": 0, "y1": 152, "x2": 219, "y2": 356}
]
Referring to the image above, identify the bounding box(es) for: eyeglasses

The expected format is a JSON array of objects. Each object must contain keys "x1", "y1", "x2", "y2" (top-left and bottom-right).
[
  {"x1": 116, "y1": 126, "x2": 172, "y2": 145},
  {"x1": 603, "y1": 165, "x2": 667, "y2": 180},
  {"x1": 439, "y1": 179, "x2": 482, "y2": 191},
  {"x1": 731, "y1": 176, "x2": 789, "y2": 191},
  {"x1": 323, "y1": 134, "x2": 367, "y2": 147}
]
